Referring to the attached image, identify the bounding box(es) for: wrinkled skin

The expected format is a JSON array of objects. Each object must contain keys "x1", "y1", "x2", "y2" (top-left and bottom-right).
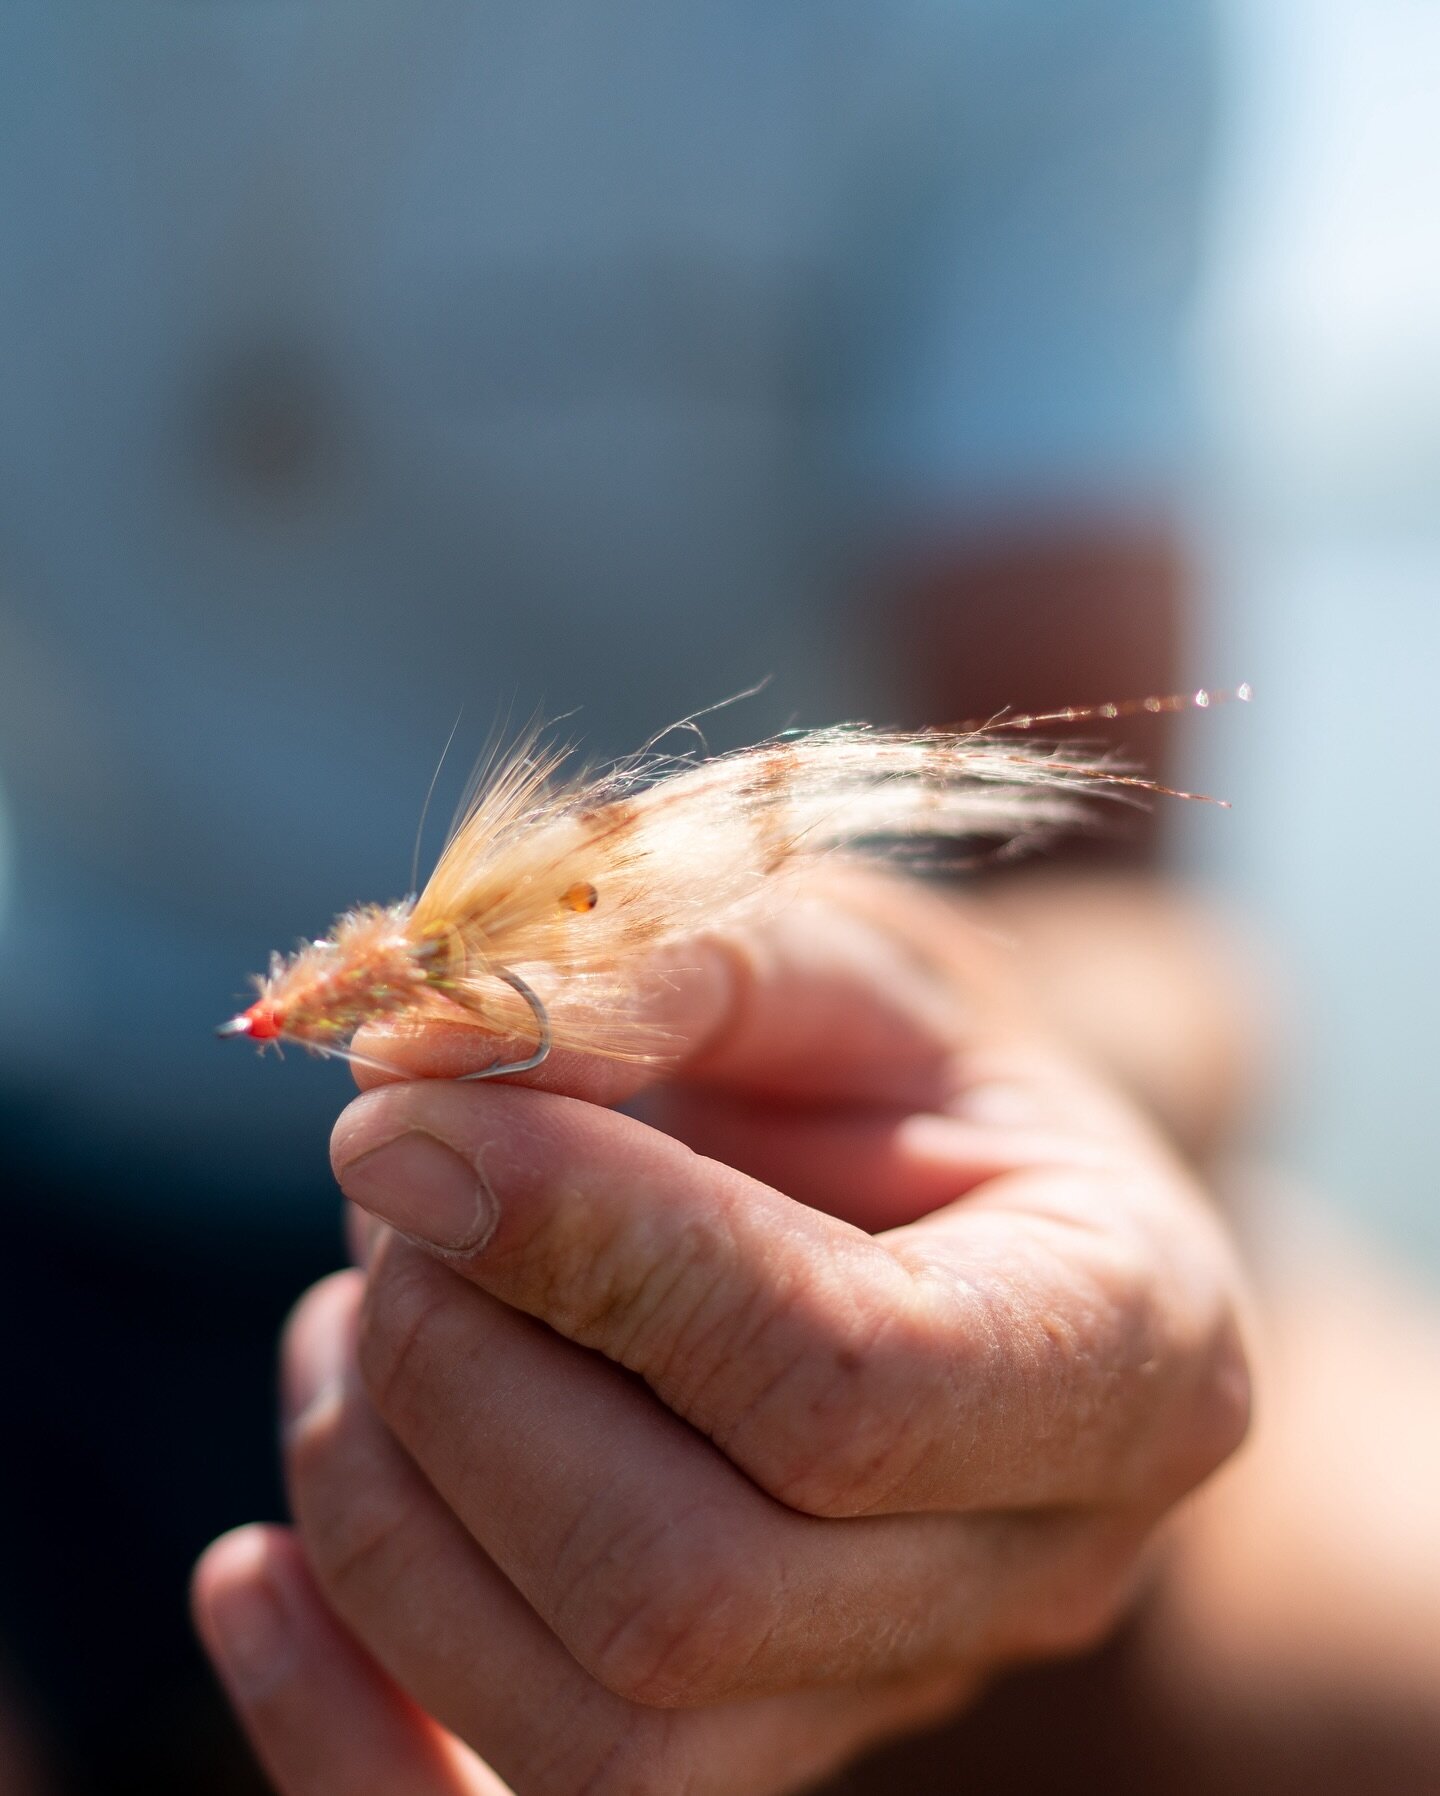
[{"x1": 193, "y1": 875, "x2": 1251, "y2": 1796}]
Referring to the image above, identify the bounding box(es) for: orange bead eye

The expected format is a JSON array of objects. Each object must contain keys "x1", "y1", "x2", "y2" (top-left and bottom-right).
[{"x1": 561, "y1": 881, "x2": 599, "y2": 913}]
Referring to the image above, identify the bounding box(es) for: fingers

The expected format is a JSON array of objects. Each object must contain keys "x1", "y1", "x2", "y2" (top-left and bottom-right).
[
  {"x1": 332, "y1": 1078, "x2": 936, "y2": 1516},
  {"x1": 351, "y1": 878, "x2": 998, "y2": 1109},
  {"x1": 278, "y1": 1277, "x2": 973, "y2": 1795},
  {"x1": 329, "y1": 1239, "x2": 1134, "y2": 1703},
  {"x1": 278, "y1": 1276, "x2": 680, "y2": 1789},
  {"x1": 191, "y1": 1523, "x2": 508, "y2": 1796},
  {"x1": 890, "y1": 1162, "x2": 1253, "y2": 1509},
  {"x1": 640, "y1": 1068, "x2": 1131, "y2": 1230},
  {"x1": 331, "y1": 1076, "x2": 1246, "y2": 1518}
]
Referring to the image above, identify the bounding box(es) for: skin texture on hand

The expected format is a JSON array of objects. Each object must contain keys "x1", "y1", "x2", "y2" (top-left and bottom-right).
[{"x1": 194, "y1": 874, "x2": 1252, "y2": 1796}]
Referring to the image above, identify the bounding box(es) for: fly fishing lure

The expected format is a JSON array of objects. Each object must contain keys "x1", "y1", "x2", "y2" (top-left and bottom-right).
[{"x1": 218, "y1": 687, "x2": 1248, "y2": 1077}]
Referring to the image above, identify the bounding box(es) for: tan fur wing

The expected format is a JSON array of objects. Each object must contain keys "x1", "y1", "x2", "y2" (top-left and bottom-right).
[{"x1": 405, "y1": 725, "x2": 1142, "y2": 1059}]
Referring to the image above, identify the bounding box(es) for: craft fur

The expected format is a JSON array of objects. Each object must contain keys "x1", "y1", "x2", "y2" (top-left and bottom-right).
[{"x1": 219, "y1": 692, "x2": 1245, "y2": 1072}]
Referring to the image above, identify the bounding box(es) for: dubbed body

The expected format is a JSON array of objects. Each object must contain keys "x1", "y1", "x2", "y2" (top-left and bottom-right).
[{"x1": 220, "y1": 907, "x2": 427, "y2": 1047}]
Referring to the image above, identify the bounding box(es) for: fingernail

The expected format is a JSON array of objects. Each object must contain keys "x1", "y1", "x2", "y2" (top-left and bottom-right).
[
  {"x1": 337, "y1": 1131, "x2": 497, "y2": 1254},
  {"x1": 202, "y1": 1535, "x2": 293, "y2": 1701}
]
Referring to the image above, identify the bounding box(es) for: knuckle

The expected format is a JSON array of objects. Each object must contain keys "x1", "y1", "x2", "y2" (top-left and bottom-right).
[
  {"x1": 1008, "y1": 1512, "x2": 1151, "y2": 1661},
  {"x1": 1015, "y1": 1556, "x2": 1135, "y2": 1661},
  {"x1": 356, "y1": 1243, "x2": 450, "y2": 1431},
  {"x1": 1114, "y1": 1191, "x2": 1253, "y2": 1497},
  {"x1": 286, "y1": 1394, "x2": 415, "y2": 1612},
  {"x1": 309, "y1": 1477, "x2": 415, "y2": 1614},
  {"x1": 555, "y1": 1505, "x2": 778, "y2": 1707},
  {"x1": 1121, "y1": 1216, "x2": 1254, "y2": 1503},
  {"x1": 740, "y1": 1278, "x2": 944, "y2": 1518},
  {"x1": 1175, "y1": 1310, "x2": 1253, "y2": 1489},
  {"x1": 282, "y1": 1383, "x2": 343, "y2": 1517},
  {"x1": 759, "y1": 1401, "x2": 922, "y2": 1519}
]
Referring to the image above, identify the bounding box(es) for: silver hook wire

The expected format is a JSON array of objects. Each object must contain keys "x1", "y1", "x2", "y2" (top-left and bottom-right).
[{"x1": 455, "y1": 967, "x2": 552, "y2": 1080}]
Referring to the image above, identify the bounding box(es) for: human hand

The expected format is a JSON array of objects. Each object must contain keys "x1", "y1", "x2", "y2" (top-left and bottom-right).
[
  {"x1": 971, "y1": 870, "x2": 1269, "y2": 1162},
  {"x1": 194, "y1": 876, "x2": 1251, "y2": 1796}
]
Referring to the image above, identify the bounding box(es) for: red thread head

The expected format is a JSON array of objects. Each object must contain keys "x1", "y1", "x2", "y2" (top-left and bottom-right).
[
  {"x1": 218, "y1": 1001, "x2": 285, "y2": 1041},
  {"x1": 244, "y1": 1001, "x2": 284, "y2": 1041}
]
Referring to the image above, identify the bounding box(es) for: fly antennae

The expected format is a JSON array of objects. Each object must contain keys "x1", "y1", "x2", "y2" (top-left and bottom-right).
[
  {"x1": 1031, "y1": 757, "x2": 1231, "y2": 807},
  {"x1": 411, "y1": 710, "x2": 464, "y2": 896},
  {"x1": 958, "y1": 684, "x2": 1253, "y2": 736},
  {"x1": 308, "y1": 1039, "x2": 411, "y2": 1079},
  {"x1": 638, "y1": 678, "x2": 774, "y2": 762}
]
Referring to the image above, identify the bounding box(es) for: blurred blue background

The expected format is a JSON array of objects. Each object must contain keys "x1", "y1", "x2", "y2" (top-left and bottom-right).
[
  {"x1": 0, "y1": 0, "x2": 1212, "y2": 1216},
  {"x1": 1185, "y1": 0, "x2": 1440, "y2": 1266}
]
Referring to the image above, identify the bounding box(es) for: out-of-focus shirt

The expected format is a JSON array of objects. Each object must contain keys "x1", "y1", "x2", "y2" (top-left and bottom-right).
[{"x1": 0, "y1": 0, "x2": 1212, "y2": 1211}]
